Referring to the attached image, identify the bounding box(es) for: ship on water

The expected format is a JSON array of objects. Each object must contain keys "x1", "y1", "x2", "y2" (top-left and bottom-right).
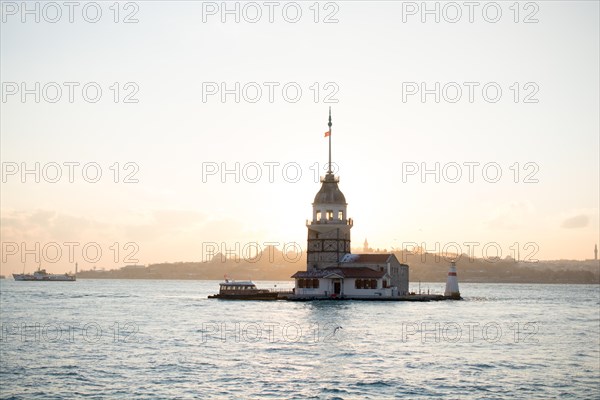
[
  {"x1": 208, "y1": 280, "x2": 281, "y2": 300},
  {"x1": 13, "y1": 264, "x2": 77, "y2": 282}
]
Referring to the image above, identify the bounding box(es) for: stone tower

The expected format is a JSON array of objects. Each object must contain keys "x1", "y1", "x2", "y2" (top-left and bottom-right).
[{"x1": 306, "y1": 109, "x2": 353, "y2": 271}]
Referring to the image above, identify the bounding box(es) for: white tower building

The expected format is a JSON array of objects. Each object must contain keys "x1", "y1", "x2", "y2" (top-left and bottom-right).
[
  {"x1": 291, "y1": 109, "x2": 409, "y2": 299},
  {"x1": 444, "y1": 261, "x2": 460, "y2": 299}
]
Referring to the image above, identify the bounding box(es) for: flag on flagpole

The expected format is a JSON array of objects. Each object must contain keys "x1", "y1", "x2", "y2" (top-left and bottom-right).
[{"x1": 324, "y1": 131, "x2": 331, "y2": 137}]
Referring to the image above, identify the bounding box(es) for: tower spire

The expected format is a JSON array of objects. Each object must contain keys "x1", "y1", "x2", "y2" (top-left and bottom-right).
[{"x1": 328, "y1": 107, "x2": 332, "y2": 174}]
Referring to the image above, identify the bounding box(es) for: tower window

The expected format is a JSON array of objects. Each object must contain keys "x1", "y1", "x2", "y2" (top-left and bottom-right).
[
  {"x1": 326, "y1": 210, "x2": 333, "y2": 220},
  {"x1": 338, "y1": 211, "x2": 344, "y2": 220},
  {"x1": 316, "y1": 211, "x2": 322, "y2": 221}
]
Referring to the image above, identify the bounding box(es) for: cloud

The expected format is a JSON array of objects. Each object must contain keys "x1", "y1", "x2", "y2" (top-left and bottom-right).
[
  {"x1": 124, "y1": 209, "x2": 207, "y2": 241},
  {"x1": 0, "y1": 209, "x2": 106, "y2": 242},
  {"x1": 487, "y1": 201, "x2": 534, "y2": 230},
  {"x1": 0, "y1": 208, "x2": 213, "y2": 272},
  {"x1": 560, "y1": 214, "x2": 589, "y2": 229}
]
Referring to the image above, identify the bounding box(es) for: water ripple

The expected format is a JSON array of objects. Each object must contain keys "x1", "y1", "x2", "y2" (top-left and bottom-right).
[{"x1": 1, "y1": 280, "x2": 598, "y2": 399}]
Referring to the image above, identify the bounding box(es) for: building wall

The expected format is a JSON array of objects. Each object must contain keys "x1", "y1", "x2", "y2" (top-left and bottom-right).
[
  {"x1": 334, "y1": 256, "x2": 410, "y2": 296},
  {"x1": 342, "y1": 278, "x2": 395, "y2": 297},
  {"x1": 386, "y1": 257, "x2": 409, "y2": 295},
  {"x1": 295, "y1": 254, "x2": 410, "y2": 297},
  {"x1": 295, "y1": 277, "x2": 397, "y2": 298},
  {"x1": 398, "y1": 264, "x2": 409, "y2": 295},
  {"x1": 306, "y1": 226, "x2": 351, "y2": 270},
  {"x1": 294, "y1": 278, "x2": 329, "y2": 296},
  {"x1": 312, "y1": 204, "x2": 347, "y2": 223}
]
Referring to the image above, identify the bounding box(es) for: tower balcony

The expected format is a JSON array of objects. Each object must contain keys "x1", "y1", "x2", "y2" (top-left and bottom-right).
[{"x1": 307, "y1": 218, "x2": 353, "y2": 227}]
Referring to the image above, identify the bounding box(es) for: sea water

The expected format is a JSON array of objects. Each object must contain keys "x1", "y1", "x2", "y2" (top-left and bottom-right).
[{"x1": 1, "y1": 280, "x2": 598, "y2": 399}]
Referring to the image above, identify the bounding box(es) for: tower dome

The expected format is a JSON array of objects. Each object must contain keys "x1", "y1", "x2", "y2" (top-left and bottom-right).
[{"x1": 313, "y1": 173, "x2": 346, "y2": 205}]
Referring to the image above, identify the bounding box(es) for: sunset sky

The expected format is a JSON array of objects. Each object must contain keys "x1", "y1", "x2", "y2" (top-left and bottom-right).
[{"x1": 1, "y1": 1, "x2": 598, "y2": 273}]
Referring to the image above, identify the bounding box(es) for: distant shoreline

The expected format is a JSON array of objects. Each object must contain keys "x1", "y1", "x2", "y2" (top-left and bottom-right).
[
  {"x1": 68, "y1": 277, "x2": 600, "y2": 285},
  {"x1": 5, "y1": 251, "x2": 598, "y2": 285}
]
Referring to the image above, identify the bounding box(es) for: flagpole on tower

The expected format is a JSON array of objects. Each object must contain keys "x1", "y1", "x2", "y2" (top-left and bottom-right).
[{"x1": 328, "y1": 107, "x2": 332, "y2": 174}]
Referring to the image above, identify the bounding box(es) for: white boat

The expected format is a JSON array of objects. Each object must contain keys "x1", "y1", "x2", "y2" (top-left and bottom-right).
[
  {"x1": 13, "y1": 266, "x2": 76, "y2": 282},
  {"x1": 208, "y1": 280, "x2": 281, "y2": 300}
]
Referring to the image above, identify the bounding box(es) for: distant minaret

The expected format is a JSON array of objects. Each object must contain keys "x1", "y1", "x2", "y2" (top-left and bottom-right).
[
  {"x1": 444, "y1": 261, "x2": 460, "y2": 299},
  {"x1": 363, "y1": 238, "x2": 369, "y2": 252},
  {"x1": 595, "y1": 244, "x2": 598, "y2": 261}
]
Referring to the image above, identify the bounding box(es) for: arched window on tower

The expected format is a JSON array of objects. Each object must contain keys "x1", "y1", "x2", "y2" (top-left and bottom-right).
[
  {"x1": 316, "y1": 210, "x2": 322, "y2": 221},
  {"x1": 326, "y1": 210, "x2": 334, "y2": 221},
  {"x1": 338, "y1": 210, "x2": 344, "y2": 220}
]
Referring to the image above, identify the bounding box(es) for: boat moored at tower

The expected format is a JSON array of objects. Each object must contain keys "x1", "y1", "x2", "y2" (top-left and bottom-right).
[{"x1": 208, "y1": 280, "x2": 285, "y2": 300}]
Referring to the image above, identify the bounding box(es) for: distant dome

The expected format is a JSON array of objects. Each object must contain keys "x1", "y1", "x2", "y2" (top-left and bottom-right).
[{"x1": 313, "y1": 174, "x2": 347, "y2": 204}]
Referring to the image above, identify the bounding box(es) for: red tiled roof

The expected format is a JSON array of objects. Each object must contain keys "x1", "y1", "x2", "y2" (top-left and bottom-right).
[
  {"x1": 342, "y1": 254, "x2": 394, "y2": 263},
  {"x1": 292, "y1": 267, "x2": 387, "y2": 279},
  {"x1": 291, "y1": 270, "x2": 329, "y2": 278},
  {"x1": 336, "y1": 267, "x2": 387, "y2": 278}
]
